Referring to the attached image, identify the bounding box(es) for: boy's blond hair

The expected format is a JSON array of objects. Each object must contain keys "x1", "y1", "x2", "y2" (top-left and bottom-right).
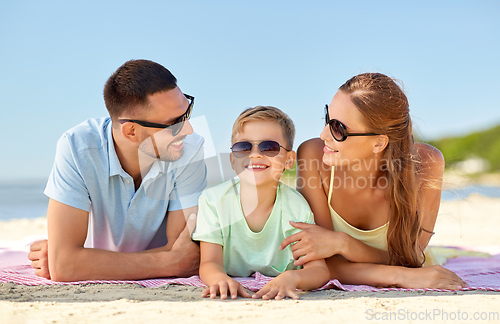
[{"x1": 231, "y1": 106, "x2": 295, "y2": 149}]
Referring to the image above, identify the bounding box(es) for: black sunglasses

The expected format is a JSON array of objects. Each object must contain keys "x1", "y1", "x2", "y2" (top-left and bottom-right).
[
  {"x1": 119, "y1": 94, "x2": 194, "y2": 137},
  {"x1": 231, "y1": 140, "x2": 291, "y2": 158},
  {"x1": 325, "y1": 104, "x2": 379, "y2": 142}
]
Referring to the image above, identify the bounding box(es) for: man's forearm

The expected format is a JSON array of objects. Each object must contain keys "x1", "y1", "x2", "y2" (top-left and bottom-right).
[{"x1": 49, "y1": 247, "x2": 185, "y2": 282}]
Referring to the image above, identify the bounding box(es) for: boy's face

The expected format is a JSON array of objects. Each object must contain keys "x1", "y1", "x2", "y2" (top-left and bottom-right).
[{"x1": 230, "y1": 120, "x2": 295, "y2": 187}]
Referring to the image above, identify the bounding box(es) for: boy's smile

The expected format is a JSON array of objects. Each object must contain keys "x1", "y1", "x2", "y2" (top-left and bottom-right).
[{"x1": 245, "y1": 163, "x2": 270, "y2": 171}]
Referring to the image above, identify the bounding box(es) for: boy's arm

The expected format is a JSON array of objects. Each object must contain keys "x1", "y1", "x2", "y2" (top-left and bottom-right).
[
  {"x1": 252, "y1": 259, "x2": 330, "y2": 300},
  {"x1": 199, "y1": 241, "x2": 251, "y2": 299},
  {"x1": 42, "y1": 199, "x2": 199, "y2": 282},
  {"x1": 293, "y1": 259, "x2": 330, "y2": 291}
]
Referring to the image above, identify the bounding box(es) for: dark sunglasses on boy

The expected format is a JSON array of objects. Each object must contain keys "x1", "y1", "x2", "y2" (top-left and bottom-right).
[
  {"x1": 118, "y1": 94, "x2": 194, "y2": 137},
  {"x1": 324, "y1": 104, "x2": 379, "y2": 142},
  {"x1": 231, "y1": 140, "x2": 291, "y2": 158}
]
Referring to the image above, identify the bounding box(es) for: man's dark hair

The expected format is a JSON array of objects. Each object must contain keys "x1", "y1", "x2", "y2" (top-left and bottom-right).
[{"x1": 103, "y1": 59, "x2": 177, "y2": 118}]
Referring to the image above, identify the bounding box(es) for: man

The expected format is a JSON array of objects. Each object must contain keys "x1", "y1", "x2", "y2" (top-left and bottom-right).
[{"x1": 28, "y1": 59, "x2": 206, "y2": 281}]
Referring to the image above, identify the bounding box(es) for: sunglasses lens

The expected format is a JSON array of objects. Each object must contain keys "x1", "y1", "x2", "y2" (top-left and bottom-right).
[
  {"x1": 331, "y1": 120, "x2": 345, "y2": 141},
  {"x1": 171, "y1": 100, "x2": 194, "y2": 136},
  {"x1": 171, "y1": 120, "x2": 183, "y2": 137},
  {"x1": 185, "y1": 101, "x2": 193, "y2": 120},
  {"x1": 231, "y1": 142, "x2": 253, "y2": 158},
  {"x1": 258, "y1": 141, "x2": 281, "y2": 157}
]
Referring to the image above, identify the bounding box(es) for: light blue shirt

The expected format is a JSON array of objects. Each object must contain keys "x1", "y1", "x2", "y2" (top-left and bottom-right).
[{"x1": 45, "y1": 117, "x2": 206, "y2": 252}]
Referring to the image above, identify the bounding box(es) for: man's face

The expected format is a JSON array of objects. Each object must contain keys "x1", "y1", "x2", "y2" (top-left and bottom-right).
[{"x1": 136, "y1": 87, "x2": 194, "y2": 162}]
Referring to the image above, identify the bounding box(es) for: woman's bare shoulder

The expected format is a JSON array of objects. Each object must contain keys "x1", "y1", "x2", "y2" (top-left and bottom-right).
[
  {"x1": 415, "y1": 142, "x2": 445, "y2": 166},
  {"x1": 415, "y1": 142, "x2": 445, "y2": 183},
  {"x1": 297, "y1": 138, "x2": 324, "y2": 161}
]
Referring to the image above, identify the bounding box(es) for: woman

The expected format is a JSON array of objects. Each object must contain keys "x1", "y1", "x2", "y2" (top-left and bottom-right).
[{"x1": 280, "y1": 73, "x2": 466, "y2": 289}]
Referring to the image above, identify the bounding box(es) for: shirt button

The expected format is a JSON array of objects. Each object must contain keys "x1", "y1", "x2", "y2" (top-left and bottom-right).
[{"x1": 125, "y1": 180, "x2": 130, "y2": 184}]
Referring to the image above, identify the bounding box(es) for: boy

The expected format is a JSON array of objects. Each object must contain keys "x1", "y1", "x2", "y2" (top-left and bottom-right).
[{"x1": 192, "y1": 106, "x2": 329, "y2": 300}]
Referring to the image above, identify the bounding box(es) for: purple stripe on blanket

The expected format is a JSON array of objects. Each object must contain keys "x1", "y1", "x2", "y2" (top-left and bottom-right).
[{"x1": 2, "y1": 247, "x2": 500, "y2": 292}]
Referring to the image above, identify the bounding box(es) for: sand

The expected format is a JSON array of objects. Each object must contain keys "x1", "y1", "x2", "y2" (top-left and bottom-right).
[{"x1": 1, "y1": 195, "x2": 500, "y2": 323}]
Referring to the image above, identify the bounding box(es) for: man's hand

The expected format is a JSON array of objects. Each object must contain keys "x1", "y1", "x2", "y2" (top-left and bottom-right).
[
  {"x1": 170, "y1": 214, "x2": 200, "y2": 277},
  {"x1": 28, "y1": 240, "x2": 50, "y2": 279}
]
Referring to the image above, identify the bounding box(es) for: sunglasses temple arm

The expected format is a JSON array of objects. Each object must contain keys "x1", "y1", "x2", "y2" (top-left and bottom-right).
[{"x1": 346, "y1": 133, "x2": 380, "y2": 137}]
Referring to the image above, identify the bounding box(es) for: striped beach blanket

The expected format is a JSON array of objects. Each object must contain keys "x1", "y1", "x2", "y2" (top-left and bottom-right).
[{"x1": 1, "y1": 240, "x2": 499, "y2": 292}]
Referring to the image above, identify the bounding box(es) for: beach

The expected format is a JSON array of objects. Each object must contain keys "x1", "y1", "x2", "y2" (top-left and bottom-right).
[{"x1": 1, "y1": 195, "x2": 500, "y2": 323}]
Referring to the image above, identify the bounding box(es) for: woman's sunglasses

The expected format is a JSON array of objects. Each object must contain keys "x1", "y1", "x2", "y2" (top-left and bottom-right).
[
  {"x1": 325, "y1": 104, "x2": 379, "y2": 142},
  {"x1": 119, "y1": 94, "x2": 194, "y2": 137},
  {"x1": 231, "y1": 140, "x2": 291, "y2": 158}
]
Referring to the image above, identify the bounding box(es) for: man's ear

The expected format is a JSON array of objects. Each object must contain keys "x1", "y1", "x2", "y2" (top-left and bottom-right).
[
  {"x1": 373, "y1": 135, "x2": 389, "y2": 154},
  {"x1": 120, "y1": 122, "x2": 139, "y2": 143},
  {"x1": 284, "y1": 151, "x2": 296, "y2": 170}
]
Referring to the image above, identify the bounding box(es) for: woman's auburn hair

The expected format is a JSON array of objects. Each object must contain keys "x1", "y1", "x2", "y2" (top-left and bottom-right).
[{"x1": 339, "y1": 72, "x2": 423, "y2": 268}]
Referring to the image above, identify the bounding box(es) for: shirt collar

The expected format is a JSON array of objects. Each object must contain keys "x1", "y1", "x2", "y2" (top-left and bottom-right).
[
  {"x1": 107, "y1": 120, "x2": 127, "y2": 177},
  {"x1": 142, "y1": 160, "x2": 165, "y2": 182}
]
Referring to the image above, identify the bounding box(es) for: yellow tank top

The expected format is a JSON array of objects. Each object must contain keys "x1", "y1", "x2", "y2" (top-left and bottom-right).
[
  {"x1": 328, "y1": 168, "x2": 389, "y2": 250},
  {"x1": 328, "y1": 168, "x2": 438, "y2": 266}
]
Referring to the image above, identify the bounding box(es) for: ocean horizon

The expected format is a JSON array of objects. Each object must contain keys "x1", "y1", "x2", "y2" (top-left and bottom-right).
[
  {"x1": 1, "y1": 179, "x2": 500, "y2": 222},
  {"x1": 0, "y1": 180, "x2": 49, "y2": 222}
]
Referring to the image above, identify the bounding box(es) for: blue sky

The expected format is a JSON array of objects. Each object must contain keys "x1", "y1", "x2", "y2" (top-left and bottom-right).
[{"x1": 1, "y1": 0, "x2": 499, "y2": 181}]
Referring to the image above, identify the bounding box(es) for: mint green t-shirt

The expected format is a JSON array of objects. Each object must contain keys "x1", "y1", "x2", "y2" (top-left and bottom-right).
[{"x1": 192, "y1": 179, "x2": 315, "y2": 277}]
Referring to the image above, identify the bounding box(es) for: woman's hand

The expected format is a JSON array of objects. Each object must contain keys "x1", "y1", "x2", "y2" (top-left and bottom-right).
[
  {"x1": 280, "y1": 221, "x2": 345, "y2": 266},
  {"x1": 252, "y1": 271, "x2": 300, "y2": 300},
  {"x1": 201, "y1": 275, "x2": 252, "y2": 300},
  {"x1": 395, "y1": 265, "x2": 467, "y2": 290}
]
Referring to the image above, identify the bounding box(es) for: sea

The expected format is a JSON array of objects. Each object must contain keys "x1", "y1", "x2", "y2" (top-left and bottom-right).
[{"x1": 1, "y1": 179, "x2": 500, "y2": 221}]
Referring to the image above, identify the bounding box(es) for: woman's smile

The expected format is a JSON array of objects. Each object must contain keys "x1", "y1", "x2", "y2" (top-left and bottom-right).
[{"x1": 323, "y1": 145, "x2": 338, "y2": 154}]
